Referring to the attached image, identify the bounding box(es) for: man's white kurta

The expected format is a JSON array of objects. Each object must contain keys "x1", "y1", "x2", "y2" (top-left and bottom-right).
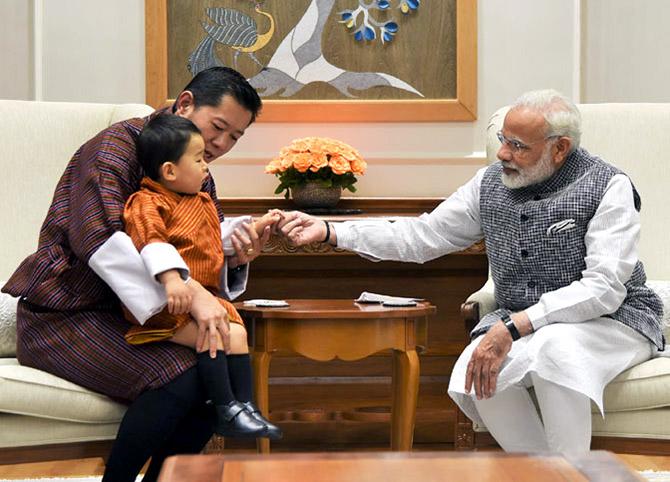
[{"x1": 333, "y1": 169, "x2": 654, "y2": 422}]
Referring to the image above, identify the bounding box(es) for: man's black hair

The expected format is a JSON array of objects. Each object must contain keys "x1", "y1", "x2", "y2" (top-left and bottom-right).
[
  {"x1": 180, "y1": 67, "x2": 262, "y2": 123},
  {"x1": 137, "y1": 114, "x2": 201, "y2": 181}
]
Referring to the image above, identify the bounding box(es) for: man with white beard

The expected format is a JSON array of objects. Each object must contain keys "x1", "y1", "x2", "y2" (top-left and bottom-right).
[{"x1": 276, "y1": 89, "x2": 664, "y2": 454}]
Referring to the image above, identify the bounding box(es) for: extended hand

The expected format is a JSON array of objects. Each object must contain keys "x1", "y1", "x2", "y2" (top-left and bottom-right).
[
  {"x1": 255, "y1": 210, "x2": 282, "y2": 235},
  {"x1": 188, "y1": 279, "x2": 230, "y2": 356},
  {"x1": 465, "y1": 321, "x2": 513, "y2": 399},
  {"x1": 277, "y1": 211, "x2": 326, "y2": 246},
  {"x1": 229, "y1": 219, "x2": 273, "y2": 268}
]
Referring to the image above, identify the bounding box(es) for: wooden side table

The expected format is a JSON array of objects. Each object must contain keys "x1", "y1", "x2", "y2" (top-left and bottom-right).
[{"x1": 236, "y1": 299, "x2": 436, "y2": 453}]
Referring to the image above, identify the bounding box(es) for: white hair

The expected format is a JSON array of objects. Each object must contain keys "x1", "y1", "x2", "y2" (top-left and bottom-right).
[{"x1": 512, "y1": 89, "x2": 582, "y2": 152}]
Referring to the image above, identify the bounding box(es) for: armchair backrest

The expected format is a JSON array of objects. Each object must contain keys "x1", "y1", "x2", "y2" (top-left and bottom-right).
[
  {"x1": 0, "y1": 100, "x2": 154, "y2": 280},
  {"x1": 486, "y1": 104, "x2": 670, "y2": 280}
]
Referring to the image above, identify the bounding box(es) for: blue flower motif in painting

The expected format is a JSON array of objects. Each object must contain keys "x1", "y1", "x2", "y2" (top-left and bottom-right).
[
  {"x1": 399, "y1": 0, "x2": 420, "y2": 14},
  {"x1": 339, "y1": 0, "x2": 420, "y2": 44},
  {"x1": 380, "y1": 22, "x2": 398, "y2": 43},
  {"x1": 354, "y1": 26, "x2": 376, "y2": 42}
]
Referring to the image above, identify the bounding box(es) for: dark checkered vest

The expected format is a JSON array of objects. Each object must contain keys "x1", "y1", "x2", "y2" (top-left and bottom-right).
[{"x1": 472, "y1": 148, "x2": 664, "y2": 349}]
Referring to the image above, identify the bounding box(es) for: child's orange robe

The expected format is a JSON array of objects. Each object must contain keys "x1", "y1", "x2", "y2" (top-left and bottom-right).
[{"x1": 122, "y1": 177, "x2": 243, "y2": 344}]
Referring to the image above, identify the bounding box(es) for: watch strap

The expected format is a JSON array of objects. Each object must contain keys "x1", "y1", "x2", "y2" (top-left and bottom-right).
[
  {"x1": 321, "y1": 220, "x2": 331, "y2": 243},
  {"x1": 502, "y1": 313, "x2": 521, "y2": 341}
]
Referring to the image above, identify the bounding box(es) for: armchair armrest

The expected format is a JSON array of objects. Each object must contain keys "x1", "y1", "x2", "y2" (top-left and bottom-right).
[{"x1": 460, "y1": 278, "x2": 497, "y2": 333}]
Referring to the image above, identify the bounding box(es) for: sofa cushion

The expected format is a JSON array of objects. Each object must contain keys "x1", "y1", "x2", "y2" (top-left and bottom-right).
[
  {"x1": 592, "y1": 407, "x2": 670, "y2": 439},
  {"x1": 0, "y1": 289, "x2": 18, "y2": 357},
  {"x1": 597, "y1": 357, "x2": 670, "y2": 413},
  {"x1": 0, "y1": 358, "x2": 126, "y2": 423},
  {"x1": 0, "y1": 413, "x2": 118, "y2": 448}
]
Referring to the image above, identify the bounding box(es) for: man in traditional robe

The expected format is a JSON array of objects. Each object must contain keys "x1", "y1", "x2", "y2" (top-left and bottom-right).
[
  {"x1": 2, "y1": 67, "x2": 268, "y2": 482},
  {"x1": 276, "y1": 89, "x2": 664, "y2": 454}
]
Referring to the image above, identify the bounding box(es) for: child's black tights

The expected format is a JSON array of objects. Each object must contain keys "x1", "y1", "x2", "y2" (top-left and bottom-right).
[{"x1": 102, "y1": 367, "x2": 215, "y2": 482}]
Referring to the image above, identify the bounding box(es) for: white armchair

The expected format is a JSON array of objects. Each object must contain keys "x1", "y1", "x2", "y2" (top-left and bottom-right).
[
  {"x1": 455, "y1": 103, "x2": 670, "y2": 454},
  {"x1": 0, "y1": 100, "x2": 154, "y2": 463}
]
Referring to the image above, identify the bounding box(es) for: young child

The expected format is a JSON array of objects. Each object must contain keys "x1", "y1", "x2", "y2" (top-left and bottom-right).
[{"x1": 122, "y1": 114, "x2": 281, "y2": 440}]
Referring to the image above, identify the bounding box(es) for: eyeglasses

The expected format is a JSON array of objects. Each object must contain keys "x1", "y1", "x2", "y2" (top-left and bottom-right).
[{"x1": 496, "y1": 131, "x2": 559, "y2": 153}]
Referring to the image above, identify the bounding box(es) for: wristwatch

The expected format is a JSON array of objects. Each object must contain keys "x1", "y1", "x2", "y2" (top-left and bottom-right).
[{"x1": 501, "y1": 313, "x2": 521, "y2": 341}]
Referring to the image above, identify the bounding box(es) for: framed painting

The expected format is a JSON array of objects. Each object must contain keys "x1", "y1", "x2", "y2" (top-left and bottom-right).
[{"x1": 146, "y1": 0, "x2": 477, "y2": 122}]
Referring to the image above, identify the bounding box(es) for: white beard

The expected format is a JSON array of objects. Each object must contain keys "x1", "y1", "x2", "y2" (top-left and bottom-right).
[{"x1": 501, "y1": 145, "x2": 557, "y2": 189}]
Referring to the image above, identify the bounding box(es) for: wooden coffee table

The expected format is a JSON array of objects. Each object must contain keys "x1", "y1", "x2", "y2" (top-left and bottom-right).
[
  {"x1": 158, "y1": 451, "x2": 643, "y2": 482},
  {"x1": 236, "y1": 299, "x2": 436, "y2": 453}
]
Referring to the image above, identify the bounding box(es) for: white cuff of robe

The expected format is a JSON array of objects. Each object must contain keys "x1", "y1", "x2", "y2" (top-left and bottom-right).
[
  {"x1": 222, "y1": 258, "x2": 248, "y2": 300},
  {"x1": 88, "y1": 231, "x2": 166, "y2": 325},
  {"x1": 140, "y1": 242, "x2": 190, "y2": 281},
  {"x1": 219, "y1": 216, "x2": 252, "y2": 299},
  {"x1": 221, "y1": 215, "x2": 253, "y2": 256}
]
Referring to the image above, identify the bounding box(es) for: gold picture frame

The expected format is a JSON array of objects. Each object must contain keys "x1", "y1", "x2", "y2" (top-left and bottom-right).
[{"x1": 145, "y1": 0, "x2": 477, "y2": 122}]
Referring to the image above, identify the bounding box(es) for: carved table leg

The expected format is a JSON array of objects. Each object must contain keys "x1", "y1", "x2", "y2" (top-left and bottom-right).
[
  {"x1": 252, "y1": 350, "x2": 272, "y2": 454},
  {"x1": 391, "y1": 349, "x2": 420, "y2": 451}
]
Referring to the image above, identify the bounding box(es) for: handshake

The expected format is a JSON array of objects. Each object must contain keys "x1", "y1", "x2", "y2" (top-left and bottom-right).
[
  {"x1": 254, "y1": 210, "x2": 333, "y2": 247},
  {"x1": 226, "y1": 210, "x2": 332, "y2": 265}
]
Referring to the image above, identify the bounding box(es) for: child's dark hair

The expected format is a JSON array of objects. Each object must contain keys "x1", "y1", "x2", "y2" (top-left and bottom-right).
[
  {"x1": 179, "y1": 67, "x2": 262, "y2": 123},
  {"x1": 137, "y1": 114, "x2": 201, "y2": 181}
]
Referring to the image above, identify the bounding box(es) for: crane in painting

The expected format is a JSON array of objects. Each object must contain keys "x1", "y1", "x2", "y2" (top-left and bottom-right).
[{"x1": 188, "y1": 1, "x2": 274, "y2": 75}]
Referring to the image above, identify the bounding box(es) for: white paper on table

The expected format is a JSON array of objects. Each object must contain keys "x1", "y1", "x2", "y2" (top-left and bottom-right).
[
  {"x1": 355, "y1": 291, "x2": 423, "y2": 306},
  {"x1": 242, "y1": 299, "x2": 290, "y2": 307}
]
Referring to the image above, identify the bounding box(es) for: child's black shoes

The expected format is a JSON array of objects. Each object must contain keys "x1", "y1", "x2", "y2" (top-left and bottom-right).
[
  {"x1": 241, "y1": 401, "x2": 283, "y2": 440},
  {"x1": 215, "y1": 401, "x2": 267, "y2": 438}
]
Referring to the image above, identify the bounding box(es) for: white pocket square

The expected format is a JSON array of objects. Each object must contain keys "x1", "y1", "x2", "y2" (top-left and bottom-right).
[{"x1": 546, "y1": 219, "x2": 576, "y2": 236}]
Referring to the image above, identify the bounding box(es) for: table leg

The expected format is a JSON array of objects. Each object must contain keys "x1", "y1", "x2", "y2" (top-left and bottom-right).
[
  {"x1": 252, "y1": 350, "x2": 272, "y2": 454},
  {"x1": 391, "y1": 349, "x2": 420, "y2": 451}
]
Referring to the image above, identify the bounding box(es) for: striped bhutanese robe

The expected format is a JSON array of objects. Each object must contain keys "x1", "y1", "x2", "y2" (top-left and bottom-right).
[
  {"x1": 1, "y1": 110, "x2": 241, "y2": 402},
  {"x1": 123, "y1": 177, "x2": 243, "y2": 344}
]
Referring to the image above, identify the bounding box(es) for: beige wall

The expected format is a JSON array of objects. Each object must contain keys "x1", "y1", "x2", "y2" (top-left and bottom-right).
[
  {"x1": 582, "y1": 0, "x2": 670, "y2": 103},
  {"x1": 6, "y1": 1, "x2": 667, "y2": 197},
  {"x1": 0, "y1": 1, "x2": 32, "y2": 100},
  {"x1": 41, "y1": 0, "x2": 145, "y2": 103}
]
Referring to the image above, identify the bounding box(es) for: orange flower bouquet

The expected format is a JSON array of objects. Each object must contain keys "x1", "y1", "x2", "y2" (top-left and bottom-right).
[{"x1": 265, "y1": 137, "x2": 367, "y2": 198}]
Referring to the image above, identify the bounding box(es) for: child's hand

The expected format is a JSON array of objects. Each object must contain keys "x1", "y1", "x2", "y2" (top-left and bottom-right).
[
  {"x1": 254, "y1": 210, "x2": 283, "y2": 236},
  {"x1": 158, "y1": 270, "x2": 193, "y2": 315}
]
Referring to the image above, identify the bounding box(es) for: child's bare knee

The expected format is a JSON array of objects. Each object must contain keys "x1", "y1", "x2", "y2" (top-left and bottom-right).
[{"x1": 229, "y1": 324, "x2": 249, "y2": 353}]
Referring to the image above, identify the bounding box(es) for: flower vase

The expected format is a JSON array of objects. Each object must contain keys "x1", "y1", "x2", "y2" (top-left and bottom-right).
[{"x1": 290, "y1": 182, "x2": 342, "y2": 209}]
